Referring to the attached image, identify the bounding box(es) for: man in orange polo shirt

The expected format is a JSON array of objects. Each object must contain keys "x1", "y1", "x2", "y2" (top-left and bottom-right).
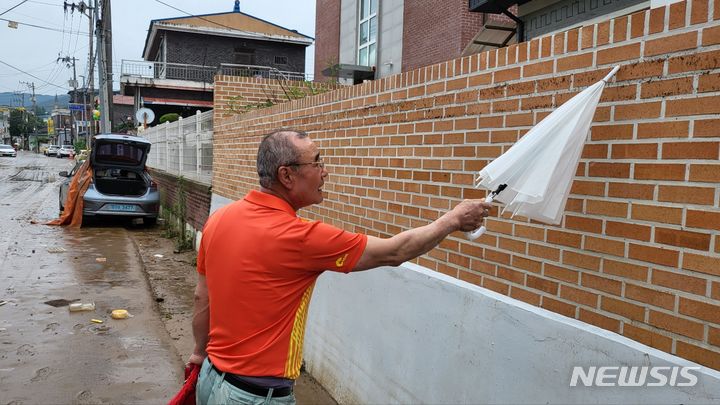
[{"x1": 189, "y1": 129, "x2": 491, "y2": 404}]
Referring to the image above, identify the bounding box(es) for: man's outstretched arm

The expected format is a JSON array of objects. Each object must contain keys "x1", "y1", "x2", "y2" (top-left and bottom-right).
[{"x1": 353, "y1": 199, "x2": 491, "y2": 271}]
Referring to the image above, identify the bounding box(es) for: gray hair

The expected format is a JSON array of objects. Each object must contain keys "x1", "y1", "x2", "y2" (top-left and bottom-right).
[{"x1": 257, "y1": 129, "x2": 308, "y2": 188}]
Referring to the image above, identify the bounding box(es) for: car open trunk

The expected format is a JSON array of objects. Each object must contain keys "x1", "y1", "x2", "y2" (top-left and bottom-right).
[
  {"x1": 90, "y1": 134, "x2": 153, "y2": 197},
  {"x1": 93, "y1": 168, "x2": 149, "y2": 196}
]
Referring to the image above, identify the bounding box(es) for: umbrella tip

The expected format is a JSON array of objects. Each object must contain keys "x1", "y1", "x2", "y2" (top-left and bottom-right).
[{"x1": 603, "y1": 66, "x2": 620, "y2": 82}]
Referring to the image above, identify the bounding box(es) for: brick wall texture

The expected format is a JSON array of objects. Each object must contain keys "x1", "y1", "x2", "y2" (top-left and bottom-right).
[
  {"x1": 403, "y1": 0, "x2": 485, "y2": 72},
  {"x1": 314, "y1": 0, "x2": 341, "y2": 81},
  {"x1": 148, "y1": 168, "x2": 211, "y2": 231},
  {"x1": 212, "y1": 0, "x2": 720, "y2": 371},
  {"x1": 213, "y1": 77, "x2": 340, "y2": 120}
]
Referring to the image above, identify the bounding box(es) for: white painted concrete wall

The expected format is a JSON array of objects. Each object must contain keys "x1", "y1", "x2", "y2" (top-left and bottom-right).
[
  {"x1": 209, "y1": 192, "x2": 233, "y2": 216},
  {"x1": 376, "y1": 0, "x2": 404, "y2": 78},
  {"x1": 339, "y1": 0, "x2": 358, "y2": 66},
  {"x1": 339, "y1": 0, "x2": 404, "y2": 79},
  {"x1": 305, "y1": 263, "x2": 720, "y2": 404}
]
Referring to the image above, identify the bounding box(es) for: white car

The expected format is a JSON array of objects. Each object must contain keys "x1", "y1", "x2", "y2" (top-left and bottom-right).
[
  {"x1": 56, "y1": 145, "x2": 75, "y2": 158},
  {"x1": 45, "y1": 145, "x2": 59, "y2": 156},
  {"x1": 0, "y1": 144, "x2": 16, "y2": 157}
]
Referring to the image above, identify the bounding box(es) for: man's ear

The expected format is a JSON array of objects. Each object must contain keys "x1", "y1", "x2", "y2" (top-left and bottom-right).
[{"x1": 276, "y1": 166, "x2": 295, "y2": 189}]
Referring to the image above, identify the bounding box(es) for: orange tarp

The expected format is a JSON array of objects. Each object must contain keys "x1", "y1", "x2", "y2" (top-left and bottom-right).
[{"x1": 47, "y1": 160, "x2": 92, "y2": 227}]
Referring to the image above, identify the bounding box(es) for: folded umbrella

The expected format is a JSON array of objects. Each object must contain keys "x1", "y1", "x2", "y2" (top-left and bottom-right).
[
  {"x1": 168, "y1": 363, "x2": 200, "y2": 405},
  {"x1": 467, "y1": 66, "x2": 620, "y2": 239}
]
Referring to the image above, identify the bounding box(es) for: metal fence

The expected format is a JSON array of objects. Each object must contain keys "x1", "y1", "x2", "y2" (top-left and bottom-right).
[
  {"x1": 217, "y1": 63, "x2": 311, "y2": 81},
  {"x1": 120, "y1": 60, "x2": 313, "y2": 83},
  {"x1": 121, "y1": 60, "x2": 217, "y2": 83},
  {"x1": 142, "y1": 110, "x2": 213, "y2": 185}
]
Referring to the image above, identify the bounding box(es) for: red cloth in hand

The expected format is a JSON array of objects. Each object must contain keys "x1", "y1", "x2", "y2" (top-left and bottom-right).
[{"x1": 168, "y1": 363, "x2": 201, "y2": 405}]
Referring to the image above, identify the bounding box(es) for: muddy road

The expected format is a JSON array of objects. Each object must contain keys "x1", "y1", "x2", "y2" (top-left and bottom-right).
[{"x1": 0, "y1": 152, "x2": 182, "y2": 404}]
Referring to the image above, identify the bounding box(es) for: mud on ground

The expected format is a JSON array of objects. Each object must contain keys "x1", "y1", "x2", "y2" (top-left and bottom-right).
[{"x1": 126, "y1": 225, "x2": 337, "y2": 405}]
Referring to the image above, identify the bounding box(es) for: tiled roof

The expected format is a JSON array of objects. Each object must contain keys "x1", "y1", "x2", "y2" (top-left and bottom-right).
[{"x1": 155, "y1": 12, "x2": 312, "y2": 41}]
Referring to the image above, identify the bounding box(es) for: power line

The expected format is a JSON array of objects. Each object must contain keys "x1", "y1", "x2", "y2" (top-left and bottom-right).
[
  {"x1": 0, "y1": 17, "x2": 89, "y2": 35},
  {"x1": 0, "y1": 59, "x2": 68, "y2": 91},
  {"x1": 0, "y1": 0, "x2": 30, "y2": 17},
  {"x1": 28, "y1": 0, "x2": 63, "y2": 6},
  {"x1": 8, "y1": 9, "x2": 59, "y2": 26}
]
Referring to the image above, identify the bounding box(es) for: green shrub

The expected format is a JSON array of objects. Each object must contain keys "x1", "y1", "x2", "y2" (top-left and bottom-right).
[{"x1": 159, "y1": 113, "x2": 180, "y2": 124}]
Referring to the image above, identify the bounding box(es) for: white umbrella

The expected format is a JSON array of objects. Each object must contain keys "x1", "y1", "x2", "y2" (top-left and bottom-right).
[{"x1": 467, "y1": 65, "x2": 620, "y2": 240}]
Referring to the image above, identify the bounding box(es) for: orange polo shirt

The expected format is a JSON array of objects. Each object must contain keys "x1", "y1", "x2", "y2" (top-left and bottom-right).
[{"x1": 198, "y1": 190, "x2": 367, "y2": 379}]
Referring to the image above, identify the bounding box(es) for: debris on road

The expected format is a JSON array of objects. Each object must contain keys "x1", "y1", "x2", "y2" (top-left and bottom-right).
[
  {"x1": 90, "y1": 319, "x2": 103, "y2": 324},
  {"x1": 47, "y1": 247, "x2": 66, "y2": 253},
  {"x1": 111, "y1": 309, "x2": 132, "y2": 319},
  {"x1": 68, "y1": 302, "x2": 95, "y2": 312},
  {"x1": 95, "y1": 257, "x2": 107, "y2": 262},
  {"x1": 153, "y1": 254, "x2": 164, "y2": 258}
]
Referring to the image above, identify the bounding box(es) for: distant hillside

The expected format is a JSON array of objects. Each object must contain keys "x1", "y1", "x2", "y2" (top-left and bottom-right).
[{"x1": 0, "y1": 92, "x2": 71, "y2": 111}]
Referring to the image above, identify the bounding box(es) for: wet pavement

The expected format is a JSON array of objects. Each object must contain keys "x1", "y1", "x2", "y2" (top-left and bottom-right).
[{"x1": 0, "y1": 152, "x2": 182, "y2": 404}]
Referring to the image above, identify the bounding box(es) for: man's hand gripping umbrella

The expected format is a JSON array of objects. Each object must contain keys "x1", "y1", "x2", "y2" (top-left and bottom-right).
[{"x1": 464, "y1": 65, "x2": 621, "y2": 241}]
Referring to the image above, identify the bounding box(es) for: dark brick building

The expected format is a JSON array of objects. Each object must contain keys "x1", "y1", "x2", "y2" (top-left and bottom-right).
[{"x1": 120, "y1": 0, "x2": 313, "y2": 125}]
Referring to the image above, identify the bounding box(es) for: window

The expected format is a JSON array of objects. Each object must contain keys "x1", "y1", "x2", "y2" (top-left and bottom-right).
[
  {"x1": 274, "y1": 56, "x2": 288, "y2": 65},
  {"x1": 234, "y1": 47, "x2": 255, "y2": 65},
  {"x1": 357, "y1": 0, "x2": 377, "y2": 67}
]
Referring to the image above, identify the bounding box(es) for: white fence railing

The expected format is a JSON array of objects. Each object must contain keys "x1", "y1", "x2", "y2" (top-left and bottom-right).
[{"x1": 143, "y1": 110, "x2": 213, "y2": 185}]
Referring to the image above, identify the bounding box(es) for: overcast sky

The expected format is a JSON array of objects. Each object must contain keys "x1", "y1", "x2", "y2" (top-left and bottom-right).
[{"x1": 0, "y1": 0, "x2": 316, "y2": 96}]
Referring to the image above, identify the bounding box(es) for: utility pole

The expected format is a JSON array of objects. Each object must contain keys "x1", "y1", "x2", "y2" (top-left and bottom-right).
[
  {"x1": 87, "y1": 0, "x2": 95, "y2": 144},
  {"x1": 20, "y1": 81, "x2": 36, "y2": 113},
  {"x1": 80, "y1": 75, "x2": 87, "y2": 141},
  {"x1": 19, "y1": 81, "x2": 36, "y2": 150},
  {"x1": 97, "y1": 0, "x2": 113, "y2": 133},
  {"x1": 12, "y1": 91, "x2": 24, "y2": 108},
  {"x1": 65, "y1": 1, "x2": 95, "y2": 146},
  {"x1": 58, "y1": 56, "x2": 78, "y2": 143}
]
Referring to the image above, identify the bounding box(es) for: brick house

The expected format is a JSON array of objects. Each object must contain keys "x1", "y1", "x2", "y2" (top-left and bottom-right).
[
  {"x1": 120, "y1": 0, "x2": 313, "y2": 125},
  {"x1": 314, "y1": 0, "x2": 653, "y2": 82}
]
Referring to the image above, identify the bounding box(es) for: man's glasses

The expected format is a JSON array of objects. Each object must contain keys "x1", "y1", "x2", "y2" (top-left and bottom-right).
[{"x1": 287, "y1": 159, "x2": 325, "y2": 169}]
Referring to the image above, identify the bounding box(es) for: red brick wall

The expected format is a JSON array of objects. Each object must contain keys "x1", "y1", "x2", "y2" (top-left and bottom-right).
[
  {"x1": 213, "y1": 76, "x2": 338, "y2": 120},
  {"x1": 213, "y1": 0, "x2": 720, "y2": 370},
  {"x1": 149, "y1": 168, "x2": 211, "y2": 231},
  {"x1": 403, "y1": 0, "x2": 485, "y2": 72},
  {"x1": 314, "y1": 0, "x2": 341, "y2": 82}
]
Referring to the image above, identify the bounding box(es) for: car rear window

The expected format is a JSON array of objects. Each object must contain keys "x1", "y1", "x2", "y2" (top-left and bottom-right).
[{"x1": 95, "y1": 142, "x2": 146, "y2": 165}]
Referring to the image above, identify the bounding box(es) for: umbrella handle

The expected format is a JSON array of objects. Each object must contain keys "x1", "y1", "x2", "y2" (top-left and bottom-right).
[{"x1": 465, "y1": 195, "x2": 494, "y2": 240}]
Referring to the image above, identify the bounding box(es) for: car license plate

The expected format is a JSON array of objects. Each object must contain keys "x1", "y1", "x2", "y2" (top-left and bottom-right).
[{"x1": 106, "y1": 204, "x2": 137, "y2": 212}]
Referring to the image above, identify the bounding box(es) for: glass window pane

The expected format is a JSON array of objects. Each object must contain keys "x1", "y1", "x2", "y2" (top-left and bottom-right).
[
  {"x1": 361, "y1": 0, "x2": 368, "y2": 19},
  {"x1": 369, "y1": 16, "x2": 377, "y2": 41},
  {"x1": 359, "y1": 21, "x2": 368, "y2": 45},
  {"x1": 369, "y1": 43, "x2": 376, "y2": 67},
  {"x1": 359, "y1": 47, "x2": 368, "y2": 66},
  {"x1": 370, "y1": 0, "x2": 377, "y2": 14}
]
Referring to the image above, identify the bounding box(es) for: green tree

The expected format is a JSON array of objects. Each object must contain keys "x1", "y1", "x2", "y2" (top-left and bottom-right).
[
  {"x1": 8, "y1": 109, "x2": 28, "y2": 138},
  {"x1": 9, "y1": 109, "x2": 44, "y2": 149}
]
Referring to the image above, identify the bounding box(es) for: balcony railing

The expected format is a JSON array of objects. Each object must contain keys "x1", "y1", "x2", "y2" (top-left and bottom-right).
[
  {"x1": 120, "y1": 60, "x2": 217, "y2": 83},
  {"x1": 120, "y1": 60, "x2": 313, "y2": 84},
  {"x1": 217, "y1": 64, "x2": 310, "y2": 82}
]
